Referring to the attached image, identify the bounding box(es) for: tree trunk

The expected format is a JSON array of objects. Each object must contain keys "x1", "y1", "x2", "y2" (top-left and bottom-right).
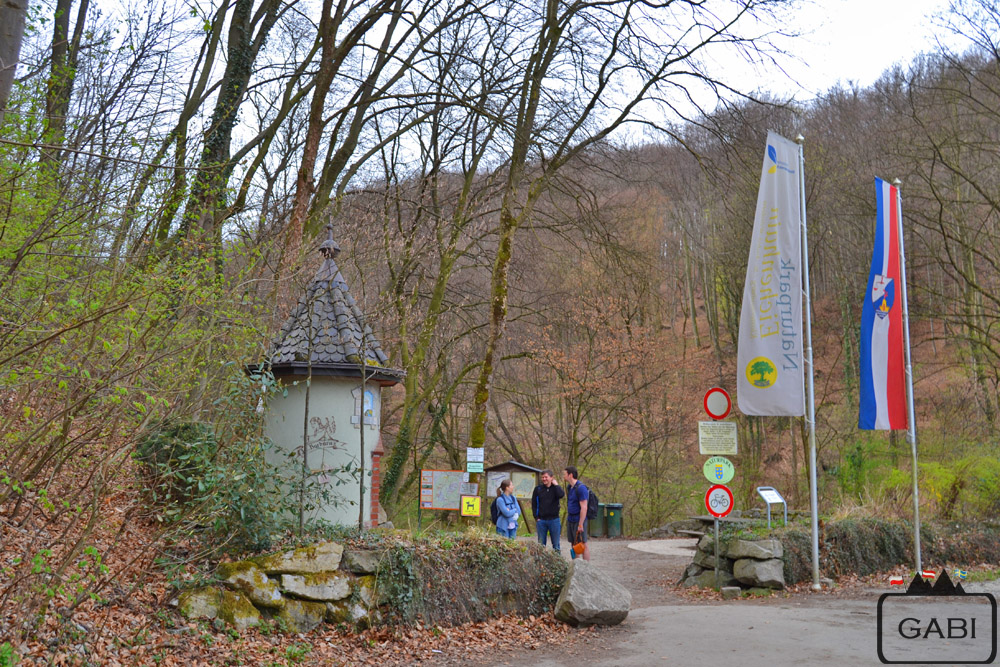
[
  {"x1": 279, "y1": 0, "x2": 338, "y2": 280},
  {"x1": 43, "y1": 0, "x2": 89, "y2": 166},
  {"x1": 0, "y1": 0, "x2": 28, "y2": 123},
  {"x1": 181, "y1": 0, "x2": 279, "y2": 250}
]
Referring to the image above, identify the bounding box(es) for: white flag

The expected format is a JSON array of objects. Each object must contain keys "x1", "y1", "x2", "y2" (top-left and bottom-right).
[{"x1": 736, "y1": 131, "x2": 805, "y2": 416}]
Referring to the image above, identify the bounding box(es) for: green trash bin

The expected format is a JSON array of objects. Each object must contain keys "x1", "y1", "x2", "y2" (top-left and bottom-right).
[
  {"x1": 605, "y1": 503, "x2": 624, "y2": 538},
  {"x1": 587, "y1": 503, "x2": 606, "y2": 537}
]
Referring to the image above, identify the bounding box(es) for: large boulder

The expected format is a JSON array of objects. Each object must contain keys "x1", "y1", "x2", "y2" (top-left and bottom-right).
[
  {"x1": 325, "y1": 599, "x2": 380, "y2": 628},
  {"x1": 178, "y1": 586, "x2": 261, "y2": 631},
  {"x1": 554, "y1": 560, "x2": 631, "y2": 627},
  {"x1": 693, "y1": 549, "x2": 733, "y2": 571},
  {"x1": 354, "y1": 575, "x2": 376, "y2": 606},
  {"x1": 216, "y1": 561, "x2": 284, "y2": 608},
  {"x1": 681, "y1": 569, "x2": 738, "y2": 589},
  {"x1": 341, "y1": 549, "x2": 383, "y2": 575},
  {"x1": 733, "y1": 558, "x2": 785, "y2": 590},
  {"x1": 726, "y1": 539, "x2": 783, "y2": 560},
  {"x1": 216, "y1": 590, "x2": 262, "y2": 631},
  {"x1": 178, "y1": 586, "x2": 222, "y2": 621},
  {"x1": 280, "y1": 572, "x2": 351, "y2": 602},
  {"x1": 274, "y1": 598, "x2": 327, "y2": 633},
  {"x1": 253, "y1": 541, "x2": 344, "y2": 575},
  {"x1": 679, "y1": 563, "x2": 703, "y2": 583}
]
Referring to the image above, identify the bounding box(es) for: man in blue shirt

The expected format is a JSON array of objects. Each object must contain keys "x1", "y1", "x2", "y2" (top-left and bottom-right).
[{"x1": 563, "y1": 466, "x2": 590, "y2": 561}]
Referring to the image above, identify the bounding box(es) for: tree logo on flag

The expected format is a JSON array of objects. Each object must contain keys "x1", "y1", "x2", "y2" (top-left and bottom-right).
[
  {"x1": 746, "y1": 357, "x2": 777, "y2": 388},
  {"x1": 872, "y1": 275, "x2": 895, "y2": 320}
]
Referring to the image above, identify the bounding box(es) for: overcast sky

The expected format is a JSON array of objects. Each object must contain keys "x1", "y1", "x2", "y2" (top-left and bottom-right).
[{"x1": 741, "y1": 0, "x2": 965, "y2": 99}]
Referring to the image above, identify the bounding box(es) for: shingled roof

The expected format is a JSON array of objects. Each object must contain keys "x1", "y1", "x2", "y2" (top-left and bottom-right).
[{"x1": 266, "y1": 229, "x2": 404, "y2": 384}]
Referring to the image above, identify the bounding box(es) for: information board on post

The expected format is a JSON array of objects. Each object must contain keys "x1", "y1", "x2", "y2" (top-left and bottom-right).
[
  {"x1": 758, "y1": 487, "x2": 783, "y2": 504},
  {"x1": 486, "y1": 471, "x2": 509, "y2": 497},
  {"x1": 510, "y1": 471, "x2": 536, "y2": 498},
  {"x1": 698, "y1": 421, "x2": 738, "y2": 455},
  {"x1": 419, "y1": 469, "x2": 465, "y2": 510}
]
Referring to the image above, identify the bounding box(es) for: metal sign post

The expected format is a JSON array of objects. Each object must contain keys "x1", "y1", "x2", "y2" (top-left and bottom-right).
[
  {"x1": 714, "y1": 517, "x2": 720, "y2": 587},
  {"x1": 705, "y1": 484, "x2": 734, "y2": 588}
]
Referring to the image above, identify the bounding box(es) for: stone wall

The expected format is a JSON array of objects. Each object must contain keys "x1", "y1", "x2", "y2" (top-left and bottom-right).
[
  {"x1": 679, "y1": 535, "x2": 785, "y2": 590},
  {"x1": 176, "y1": 536, "x2": 567, "y2": 633},
  {"x1": 177, "y1": 541, "x2": 382, "y2": 633}
]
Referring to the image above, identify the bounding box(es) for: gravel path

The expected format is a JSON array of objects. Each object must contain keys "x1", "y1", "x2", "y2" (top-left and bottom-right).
[{"x1": 439, "y1": 537, "x2": 893, "y2": 666}]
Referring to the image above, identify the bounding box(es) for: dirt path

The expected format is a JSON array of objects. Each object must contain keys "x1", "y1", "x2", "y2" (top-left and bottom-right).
[{"x1": 435, "y1": 538, "x2": 888, "y2": 667}]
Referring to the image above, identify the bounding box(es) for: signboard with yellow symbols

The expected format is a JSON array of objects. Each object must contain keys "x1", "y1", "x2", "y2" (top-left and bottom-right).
[{"x1": 460, "y1": 495, "x2": 481, "y2": 517}]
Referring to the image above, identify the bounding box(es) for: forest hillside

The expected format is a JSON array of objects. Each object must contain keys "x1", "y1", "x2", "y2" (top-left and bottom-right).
[{"x1": 2, "y1": 0, "x2": 1000, "y2": 650}]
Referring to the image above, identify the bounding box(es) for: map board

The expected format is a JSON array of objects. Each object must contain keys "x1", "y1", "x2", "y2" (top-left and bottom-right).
[
  {"x1": 485, "y1": 470, "x2": 537, "y2": 498},
  {"x1": 419, "y1": 469, "x2": 465, "y2": 510},
  {"x1": 486, "y1": 471, "x2": 510, "y2": 497},
  {"x1": 510, "y1": 472, "x2": 536, "y2": 498}
]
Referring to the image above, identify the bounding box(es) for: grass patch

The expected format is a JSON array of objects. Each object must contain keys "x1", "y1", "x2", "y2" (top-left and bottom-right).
[{"x1": 963, "y1": 568, "x2": 1000, "y2": 583}]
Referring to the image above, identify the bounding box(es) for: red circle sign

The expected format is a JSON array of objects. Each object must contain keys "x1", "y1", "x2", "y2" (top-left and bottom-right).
[
  {"x1": 703, "y1": 387, "x2": 731, "y2": 420},
  {"x1": 705, "y1": 484, "x2": 734, "y2": 518}
]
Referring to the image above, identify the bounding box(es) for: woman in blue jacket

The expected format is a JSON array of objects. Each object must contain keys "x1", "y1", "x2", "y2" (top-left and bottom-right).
[{"x1": 495, "y1": 480, "x2": 519, "y2": 538}]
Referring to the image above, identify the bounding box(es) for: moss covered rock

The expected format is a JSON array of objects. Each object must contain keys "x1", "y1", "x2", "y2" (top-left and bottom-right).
[
  {"x1": 217, "y1": 560, "x2": 284, "y2": 608},
  {"x1": 354, "y1": 575, "x2": 376, "y2": 606},
  {"x1": 274, "y1": 598, "x2": 327, "y2": 633},
  {"x1": 341, "y1": 549, "x2": 383, "y2": 575},
  {"x1": 280, "y1": 571, "x2": 351, "y2": 601},
  {"x1": 254, "y1": 541, "x2": 344, "y2": 575},
  {"x1": 178, "y1": 586, "x2": 261, "y2": 631},
  {"x1": 178, "y1": 586, "x2": 223, "y2": 621},
  {"x1": 217, "y1": 590, "x2": 261, "y2": 631}
]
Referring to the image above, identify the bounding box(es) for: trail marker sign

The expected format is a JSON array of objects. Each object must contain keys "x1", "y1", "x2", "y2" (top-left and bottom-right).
[{"x1": 705, "y1": 484, "x2": 734, "y2": 518}]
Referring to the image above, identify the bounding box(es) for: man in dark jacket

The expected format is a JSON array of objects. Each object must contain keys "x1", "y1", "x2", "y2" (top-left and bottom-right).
[{"x1": 531, "y1": 469, "x2": 565, "y2": 552}]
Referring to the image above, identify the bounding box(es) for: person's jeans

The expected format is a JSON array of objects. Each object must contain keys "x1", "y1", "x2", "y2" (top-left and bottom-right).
[
  {"x1": 496, "y1": 526, "x2": 517, "y2": 538},
  {"x1": 536, "y1": 517, "x2": 561, "y2": 552}
]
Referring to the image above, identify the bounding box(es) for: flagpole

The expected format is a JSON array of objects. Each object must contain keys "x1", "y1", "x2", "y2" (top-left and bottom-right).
[
  {"x1": 796, "y1": 135, "x2": 821, "y2": 591},
  {"x1": 893, "y1": 178, "x2": 922, "y2": 573}
]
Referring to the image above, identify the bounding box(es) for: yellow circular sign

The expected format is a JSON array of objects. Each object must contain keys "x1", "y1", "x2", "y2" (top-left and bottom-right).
[{"x1": 746, "y1": 356, "x2": 777, "y2": 388}]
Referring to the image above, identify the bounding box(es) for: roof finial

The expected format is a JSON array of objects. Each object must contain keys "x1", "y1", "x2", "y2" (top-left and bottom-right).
[{"x1": 319, "y1": 224, "x2": 340, "y2": 259}]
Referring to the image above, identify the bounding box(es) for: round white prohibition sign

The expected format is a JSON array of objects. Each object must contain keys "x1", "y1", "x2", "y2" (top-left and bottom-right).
[
  {"x1": 705, "y1": 484, "x2": 734, "y2": 518},
  {"x1": 703, "y1": 387, "x2": 731, "y2": 420}
]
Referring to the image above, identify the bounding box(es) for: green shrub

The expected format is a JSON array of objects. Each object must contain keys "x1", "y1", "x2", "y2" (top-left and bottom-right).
[
  {"x1": 0, "y1": 642, "x2": 17, "y2": 667},
  {"x1": 774, "y1": 518, "x2": 1000, "y2": 584},
  {"x1": 136, "y1": 421, "x2": 219, "y2": 509},
  {"x1": 375, "y1": 532, "x2": 567, "y2": 626}
]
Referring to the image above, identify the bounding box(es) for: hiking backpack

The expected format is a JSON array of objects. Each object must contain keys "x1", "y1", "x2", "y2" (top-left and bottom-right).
[
  {"x1": 586, "y1": 487, "x2": 599, "y2": 520},
  {"x1": 490, "y1": 496, "x2": 500, "y2": 524}
]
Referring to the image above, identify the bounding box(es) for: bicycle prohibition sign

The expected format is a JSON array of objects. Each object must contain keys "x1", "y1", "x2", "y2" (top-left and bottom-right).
[{"x1": 705, "y1": 484, "x2": 734, "y2": 518}]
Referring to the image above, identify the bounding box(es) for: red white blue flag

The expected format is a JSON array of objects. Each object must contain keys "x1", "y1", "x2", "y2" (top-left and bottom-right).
[{"x1": 859, "y1": 178, "x2": 907, "y2": 430}]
